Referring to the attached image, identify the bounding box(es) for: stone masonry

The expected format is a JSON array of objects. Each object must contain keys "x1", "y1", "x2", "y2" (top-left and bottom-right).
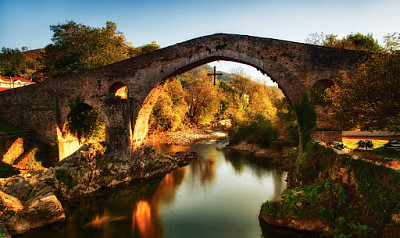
[{"x1": 0, "y1": 34, "x2": 364, "y2": 159}]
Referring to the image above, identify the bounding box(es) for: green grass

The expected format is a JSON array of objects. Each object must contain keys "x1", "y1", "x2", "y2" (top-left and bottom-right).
[
  {"x1": 0, "y1": 121, "x2": 26, "y2": 133},
  {"x1": 368, "y1": 147, "x2": 400, "y2": 158},
  {"x1": 342, "y1": 138, "x2": 388, "y2": 150}
]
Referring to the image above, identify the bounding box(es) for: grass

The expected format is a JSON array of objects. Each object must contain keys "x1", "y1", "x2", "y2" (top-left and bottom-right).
[
  {"x1": 368, "y1": 147, "x2": 400, "y2": 158},
  {"x1": 343, "y1": 138, "x2": 400, "y2": 159},
  {"x1": 342, "y1": 138, "x2": 388, "y2": 150},
  {"x1": 0, "y1": 121, "x2": 26, "y2": 133}
]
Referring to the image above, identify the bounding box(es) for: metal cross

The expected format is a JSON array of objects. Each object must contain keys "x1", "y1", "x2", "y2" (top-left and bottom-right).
[{"x1": 207, "y1": 66, "x2": 223, "y2": 85}]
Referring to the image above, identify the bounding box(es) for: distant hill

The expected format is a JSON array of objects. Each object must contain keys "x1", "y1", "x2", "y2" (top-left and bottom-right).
[{"x1": 23, "y1": 49, "x2": 44, "y2": 62}]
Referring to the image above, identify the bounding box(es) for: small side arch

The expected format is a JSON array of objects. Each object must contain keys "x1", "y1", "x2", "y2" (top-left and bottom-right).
[
  {"x1": 109, "y1": 82, "x2": 128, "y2": 99},
  {"x1": 311, "y1": 79, "x2": 335, "y2": 105}
]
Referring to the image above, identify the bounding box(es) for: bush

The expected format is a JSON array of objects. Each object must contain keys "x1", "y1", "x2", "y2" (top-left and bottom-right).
[
  {"x1": 295, "y1": 142, "x2": 337, "y2": 184},
  {"x1": 229, "y1": 114, "x2": 278, "y2": 148}
]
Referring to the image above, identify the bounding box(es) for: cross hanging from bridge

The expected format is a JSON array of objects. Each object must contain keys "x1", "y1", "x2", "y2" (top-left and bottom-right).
[{"x1": 207, "y1": 66, "x2": 223, "y2": 85}]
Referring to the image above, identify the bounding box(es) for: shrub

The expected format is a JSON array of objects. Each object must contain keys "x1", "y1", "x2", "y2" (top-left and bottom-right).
[
  {"x1": 295, "y1": 142, "x2": 337, "y2": 184},
  {"x1": 229, "y1": 114, "x2": 278, "y2": 148}
]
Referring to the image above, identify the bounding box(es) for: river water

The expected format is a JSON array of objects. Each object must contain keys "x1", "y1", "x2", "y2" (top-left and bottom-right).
[{"x1": 20, "y1": 142, "x2": 310, "y2": 238}]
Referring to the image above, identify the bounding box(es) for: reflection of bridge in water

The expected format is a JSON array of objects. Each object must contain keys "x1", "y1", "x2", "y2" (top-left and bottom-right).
[{"x1": 0, "y1": 34, "x2": 364, "y2": 160}]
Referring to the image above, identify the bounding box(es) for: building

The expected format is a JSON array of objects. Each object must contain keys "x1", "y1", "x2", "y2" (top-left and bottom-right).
[{"x1": 0, "y1": 76, "x2": 35, "y2": 91}]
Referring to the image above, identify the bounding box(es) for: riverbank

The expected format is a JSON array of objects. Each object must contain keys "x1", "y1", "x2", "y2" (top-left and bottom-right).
[
  {"x1": 229, "y1": 141, "x2": 297, "y2": 171},
  {"x1": 0, "y1": 143, "x2": 197, "y2": 237},
  {"x1": 259, "y1": 143, "x2": 400, "y2": 237}
]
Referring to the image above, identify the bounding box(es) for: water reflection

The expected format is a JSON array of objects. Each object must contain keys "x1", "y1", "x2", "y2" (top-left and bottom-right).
[
  {"x1": 87, "y1": 210, "x2": 126, "y2": 228},
  {"x1": 20, "y1": 143, "x2": 307, "y2": 238}
]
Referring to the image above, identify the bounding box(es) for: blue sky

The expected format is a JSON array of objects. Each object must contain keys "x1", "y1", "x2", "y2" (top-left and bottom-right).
[{"x1": 1, "y1": 0, "x2": 399, "y2": 82}]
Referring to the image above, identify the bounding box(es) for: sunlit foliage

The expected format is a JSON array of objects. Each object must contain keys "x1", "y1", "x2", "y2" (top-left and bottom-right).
[
  {"x1": 331, "y1": 52, "x2": 400, "y2": 131},
  {"x1": 149, "y1": 65, "x2": 293, "y2": 148},
  {"x1": 305, "y1": 32, "x2": 383, "y2": 52},
  {"x1": 149, "y1": 78, "x2": 188, "y2": 132},
  {"x1": 41, "y1": 21, "x2": 160, "y2": 78}
]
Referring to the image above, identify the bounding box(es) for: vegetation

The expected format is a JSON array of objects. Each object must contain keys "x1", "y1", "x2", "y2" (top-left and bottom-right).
[
  {"x1": 0, "y1": 47, "x2": 40, "y2": 76},
  {"x1": 148, "y1": 65, "x2": 295, "y2": 148},
  {"x1": 229, "y1": 114, "x2": 278, "y2": 148},
  {"x1": 331, "y1": 52, "x2": 400, "y2": 131},
  {"x1": 65, "y1": 96, "x2": 105, "y2": 142},
  {"x1": 149, "y1": 78, "x2": 188, "y2": 132},
  {"x1": 40, "y1": 21, "x2": 160, "y2": 78},
  {"x1": 305, "y1": 32, "x2": 383, "y2": 52},
  {"x1": 262, "y1": 143, "x2": 400, "y2": 237},
  {"x1": 306, "y1": 32, "x2": 400, "y2": 132},
  {"x1": 294, "y1": 94, "x2": 316, "y2": 150}
]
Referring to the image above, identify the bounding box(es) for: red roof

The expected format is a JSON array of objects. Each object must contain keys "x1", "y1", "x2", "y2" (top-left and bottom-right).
[
  {"x1": 0, "y1": 76, "x2": 32, "y2": 83},
  {"x1": 0, "y1": 87, "x2": 9, "y2": 92}
]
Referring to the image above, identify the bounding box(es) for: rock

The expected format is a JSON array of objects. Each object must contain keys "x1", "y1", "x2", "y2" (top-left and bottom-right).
[
  {"x1": 0, "y1": 187, "x2": 65, "y2": 235},
  {"x1": 0, "y1": 190, "x2": 23, "y2": 215},
  {"x1": 259, "y1": 213, "x2": 329, "y2": 232},
  {"x1": 0, "y1": 142, "x2": 198, "y2": 236}
]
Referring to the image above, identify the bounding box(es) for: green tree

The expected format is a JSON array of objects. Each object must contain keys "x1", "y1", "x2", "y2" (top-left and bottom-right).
[
  {"x1": 133, "y1": 41, "x2": 161, "y2": 56},
  {"x1": 383, "y1": 32, "x2": 400, "y2": 53},
  {"x1": 306, "y1": 32, "x2": 383, "y2": 53},
  {"x1": 66, "y1": 97, "x2": 105, "y2": 142},
  {"x1": 331, "y1": 52, "x2": 400, "y2": 131},
  {"x1": 41, "y1": 21, "x2": 160, "y2": 78},
  {"x1": 295, "y1": 94, "x2": 316, "y2": 150},
  {"x1": 275, "y1": 98, "x2": 299, "y2": 146},
  {"x1": 0, "y1": 47, "x2": 27, "y2": 76}
]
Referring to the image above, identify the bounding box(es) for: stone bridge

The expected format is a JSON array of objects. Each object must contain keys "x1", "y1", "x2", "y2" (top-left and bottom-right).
[{"x1": 0, "y1": 34, "x2": 364, "y2": 159}]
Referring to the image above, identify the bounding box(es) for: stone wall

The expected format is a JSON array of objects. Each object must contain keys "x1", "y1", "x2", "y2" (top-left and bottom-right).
[{"x1": 311, "y1": 130, "x2": 342, "y2": 144}]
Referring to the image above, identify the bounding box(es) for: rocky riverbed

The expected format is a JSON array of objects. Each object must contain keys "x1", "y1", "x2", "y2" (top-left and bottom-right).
[
  {"x1": 0, "y1": 143, "x2": 197, "y2": 237},
  {"x1": 145, "y1": 128, "x2": 226, "y2": 145}
]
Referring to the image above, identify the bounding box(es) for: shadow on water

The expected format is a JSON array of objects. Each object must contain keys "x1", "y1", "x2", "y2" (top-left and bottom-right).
[{"x1": 18, "y1": 143, "x2": 312, "y2": 238}]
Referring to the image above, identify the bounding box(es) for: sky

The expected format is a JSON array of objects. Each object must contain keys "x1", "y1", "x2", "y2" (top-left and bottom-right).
[{"x1": 1, "y1": 0, "x2": 400, "y2": 83}]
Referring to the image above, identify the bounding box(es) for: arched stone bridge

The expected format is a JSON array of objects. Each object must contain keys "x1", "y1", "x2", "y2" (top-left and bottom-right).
[{"x1": 0, "y1": 34, "x2": 364, "y2": 159}]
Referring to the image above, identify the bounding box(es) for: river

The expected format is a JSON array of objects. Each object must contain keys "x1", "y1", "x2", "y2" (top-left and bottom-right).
[{"x1": 19, "y1": 142, "x2": 310, "y2": 238}]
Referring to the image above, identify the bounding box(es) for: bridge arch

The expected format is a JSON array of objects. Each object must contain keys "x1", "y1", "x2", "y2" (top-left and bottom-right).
[
  {"x1": 57, "y1": 101, "x2": 106, "y2": 159},
  {"x1": 130, "y1": 54, "x2": 294, "y2": 149}
]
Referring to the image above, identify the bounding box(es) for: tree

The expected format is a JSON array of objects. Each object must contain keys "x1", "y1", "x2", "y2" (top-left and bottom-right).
[
  {"x1": 181, "y1": 69, "x2": 218, "y2": 124},
  {"x1": 133, "y1": 41, "x2": 161, "y2": 56},
  {"x1": 295, "y1": 94, "x2": 316, "y2": 150},
  {"x1": 383, "y1": 32, "x2": 400, "y2": 53},
  {"x1": 66, "y1": 97, "x2": 105, "y2": 142},
  {"x1": 305, "y1": 32, "x2": 383, "y2": 53},
  {"x1": 331, "y1": 52, "x2": 400, "y2": 131},
  {"x1": 41, "y1": 21, "x2": 160, "y2": 78},
  {"x1": 149, "y1": 78, "x2": 188, "y2": 132},
  {"x1": 0, "y1": 47, "x2": 27, "y2": 76}
]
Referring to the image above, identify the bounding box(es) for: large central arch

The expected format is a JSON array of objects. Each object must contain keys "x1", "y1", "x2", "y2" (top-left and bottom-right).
[{"x1": 0, "y1": 34, "x2": 364, "y2": 158}]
